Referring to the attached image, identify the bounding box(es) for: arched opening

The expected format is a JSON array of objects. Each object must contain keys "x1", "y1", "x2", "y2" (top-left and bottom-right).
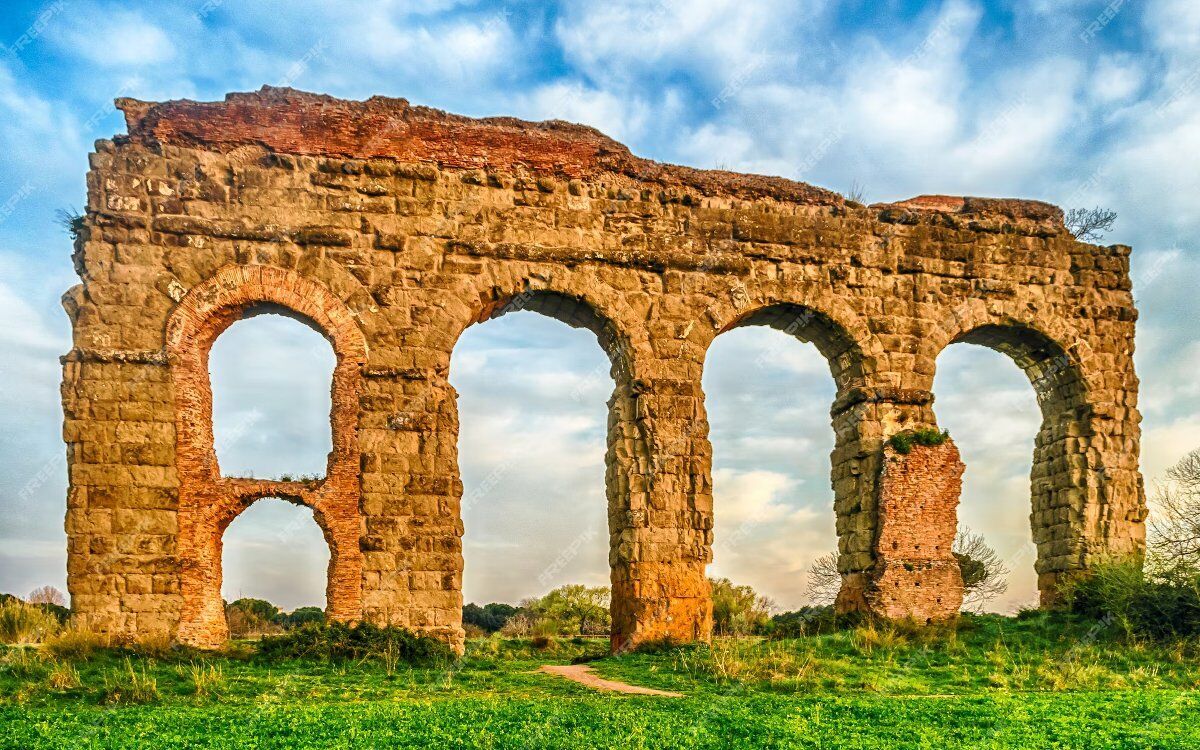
[
  {"x1": 209, "y1": 307, "x2": 335, "y2": 480},
  {"x1": 932, "y1": 323, "x2": 1092, "y2": 609},
  {"x1": 450, "y1": 290, "x2": 624, "y2": 637},
  {"x1": 167, "y1": 266, "x2": 366, "y2": 649},
  {"x1": 220, "y1": 496, "x2": 330, "y2": 635},
  {"x1": 703, "y1": 304, "x2": 867, "y2": 624}
]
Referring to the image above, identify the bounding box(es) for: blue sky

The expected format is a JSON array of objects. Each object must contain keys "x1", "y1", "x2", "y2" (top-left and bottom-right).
[{"x1": 1, "y1": 0, "x2": 1198, "y2": 613}]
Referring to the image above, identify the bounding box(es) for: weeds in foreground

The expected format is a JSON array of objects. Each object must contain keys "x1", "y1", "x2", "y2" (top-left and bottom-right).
[
  {"x1": 0, "y1": 601, "x2": 60, "y2": 645},
  {"x1": 102, "y1": 658, "x2": 160, "y2": 705},
  {"x1": 849, "y1": 622, "x2": 909, "y2": 657},
  {"x1": 41, "y1": 628, "x2": 107, "y2": 661},
  {"x1": 672, "y1": 640, "x2": 818, "y2": 687},
  {"x1": 1, "y1": 647, "x2": 48, "y2": 680},
  {"x1": 180, "y1": 661, "x2": 224, "y2": 697},
  {"x1": 46, "y1": 661, "x2": 81, "y2": 690}
]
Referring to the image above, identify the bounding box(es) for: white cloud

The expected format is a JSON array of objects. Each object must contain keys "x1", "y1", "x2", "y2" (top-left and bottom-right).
[
  {"x1": 1144, "y1": 0, "x2": 1200, "y2": 59},
  {"x1": 516, "y1": 81, "x2": 657, "y2": 142},
  {"x1": 209, "y1": 314, "x2": 335, "y2": 479},
  {"x1": 1142, "y1": 418, "x2": 1200, "y2": 483},
  {"x1": 53, "y1": 10, "x2": 175, "y2": 67},
  {"x1": 1091, "y1": 54, "x2": 1146, "y2": 104},
  {"x1": 555, "y1": 0, "x2": 819, "y2": 86},
  {"x1": 222, "y1": 499, "x2": 329, "y2": 612},
  {"x1": 709, "y1": 468, "x2": 832, "y2": 608},
  {"x1": 353, "y1": 9, "x2": 517, "y2": 84}
]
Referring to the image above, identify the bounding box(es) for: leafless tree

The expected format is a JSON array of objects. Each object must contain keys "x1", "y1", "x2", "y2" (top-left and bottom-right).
[
  {"x1": 805, "y1": 529, "x2": 1010, "y2": 612},
  {"x1": 27, "y1": 585, "x2": 66, "y2": 607},
  {"x1": 1150, "y1": 448, "x2": 1200, "y2": 570},
  {"x1": 1065, "y1": 206, "x2": 1117, "y2": 242},
  {"x1": 954, "y1": 528, "x2": 1010, "y2": 612},
  {"x1": 805, "y1": 551, "x2": 841, "y2": 606}
]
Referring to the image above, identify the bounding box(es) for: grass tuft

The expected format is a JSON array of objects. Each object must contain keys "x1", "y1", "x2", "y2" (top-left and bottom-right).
[
  {"x1": 41, "y1": 627, "x2": 107, "y2": 661},
  {"x1": 102, "y1": 657, "x2": 160, "y2": 705}
]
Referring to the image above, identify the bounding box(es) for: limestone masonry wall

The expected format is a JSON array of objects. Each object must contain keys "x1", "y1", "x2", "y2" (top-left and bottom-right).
[{"x1": 62, "y1": 87, "x2": 1145, "y2": 650}]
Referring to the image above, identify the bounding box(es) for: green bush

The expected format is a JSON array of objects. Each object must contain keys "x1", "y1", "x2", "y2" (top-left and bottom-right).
[
  {"x1": 279, "y1": 606, "x2": 326, "y2": 629},
  {"x1": 463, "y1": 602, "x2": 519, "y2": 633},
  {"x1": 256, "y1": 621, "x2": 454, "y2": 665},
  {"x1": 1060, "y1": 557, "x2": 1200, "y2": 640},
  {"x1": 765, "y1": 606, "x2": 838, "y2": 639},
  {"x1": 710, "y1": 578, "x2": 773, "y2": 636},
  {"x1": 0, "y1": 600, "x2": 61, "y2": 644},
  {"x1": 888, "y1": 427, "x2": 950, "y2": 455}
]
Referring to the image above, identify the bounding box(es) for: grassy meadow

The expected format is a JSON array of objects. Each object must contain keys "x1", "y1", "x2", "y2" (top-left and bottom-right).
[{"x1": 2, "y1": 612, "x2": 1199, "y2": 748}]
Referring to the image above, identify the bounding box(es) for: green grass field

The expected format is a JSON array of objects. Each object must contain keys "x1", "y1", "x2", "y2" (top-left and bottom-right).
[{"x1": 3, "y1": 614, "x2": 1199, "y2": 749}]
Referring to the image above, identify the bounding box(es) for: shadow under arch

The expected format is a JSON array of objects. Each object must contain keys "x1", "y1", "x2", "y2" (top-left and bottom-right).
[
  {"x1": 704, "y1": 302, "x2": 877, "y2": 618},
  {"x1": 934, "y1": 321, "x2": 1095, "y2": 605},
  {"x1": 716, "y1": 303, "x2": 872, "y2": 393},
  {"x1": 466, "y1": 286, "x2": 634, "y2": 380},
  {"x1": 451, "y1": 285, "x2": 638, "y2": 641},
  {"x1": 167, "y1": 265, "x2": 365, "y2": 648}
]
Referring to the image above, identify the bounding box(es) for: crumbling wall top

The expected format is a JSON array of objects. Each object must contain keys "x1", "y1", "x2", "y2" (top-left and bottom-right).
[{"x1": 113, "y1": 86, "x2": 1064, "y2": 231}]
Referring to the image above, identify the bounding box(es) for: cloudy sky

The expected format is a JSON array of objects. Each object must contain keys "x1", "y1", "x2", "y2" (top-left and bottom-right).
[{"x1": 1, "y1": 0, "x2": 1198, "y2": 614}]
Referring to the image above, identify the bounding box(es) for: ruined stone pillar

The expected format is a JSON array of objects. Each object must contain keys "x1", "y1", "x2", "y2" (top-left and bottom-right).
[
  {"x1": 359, "y1": 367, "x2": 465, "y2": 652},
  {"x1": 608, "y1": 374, "x2": 712, "y2": 650},
  {"x1": 62, "y1": 349, "x2": 180, "y2": 640},
  {"x1": 832, "y1": 391, "x2": 936, "y2": 615},
  {"x1": 863, "y1": 437, "x2": 965, "y2": 620},
  {"x1": 1031, "y1": 401, "x2": 1145, "y2": 603}
]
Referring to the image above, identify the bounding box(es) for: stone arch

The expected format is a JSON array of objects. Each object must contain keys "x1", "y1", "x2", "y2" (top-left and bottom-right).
[
  {"x1": 926, "y1": 308, "x2": 1100, "y2": 605},
  {"x1": 714, "y1": 303, "x2": 873, "y2": 392},
  {"x1": 701, "y1": 290, "x2": 881, "y2": 394},
  {"x1": 167, "y1": 265, "x2": 365, "y2": 648},
  {"x1": 216, "y1": 492, "x2": 341, "y2": 620},
  {"x1": 466, "y1": 284, "x2": 636, "y2": 379},
  {"x1": 450, "y1": 283, "x2": 642, "y2": 644},
  {"x1": 699, "y1": 299, "x2": 885, "y2": 617}
]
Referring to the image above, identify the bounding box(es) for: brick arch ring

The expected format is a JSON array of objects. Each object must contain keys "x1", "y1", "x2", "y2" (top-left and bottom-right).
[{"x1": 165, "y1": 265, "x2": 367, "y2": 648}]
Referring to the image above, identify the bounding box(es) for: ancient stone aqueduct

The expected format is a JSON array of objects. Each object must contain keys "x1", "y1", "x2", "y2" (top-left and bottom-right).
[{"x1": 62, "y1": 87, "x2": 1145, "y2": 651}]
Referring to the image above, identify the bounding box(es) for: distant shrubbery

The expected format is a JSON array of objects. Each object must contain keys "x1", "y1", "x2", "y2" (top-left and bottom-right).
[
  {"x1": 463, "y1": 585, "x2": 612, "y2": 644},
  {"x1": 710, "y1": 578, "x2": 773, "y2": 636},
  {"x1": 525, "y1": 585, "x2": 610, "y2": 636},
  {"x1": 764, "y1": 606, "x2": 838, "y2": 638},
  {"x1": 1061, "y1": 558, "x2": 1200, "y2": 640},
  {"x1": 463, "y1": 602, "x2": 519, "y2": 634},
  {"x1": 256, "y1": 621, "x2": 453, "y2": 665},
  {"x1": 1060, "y1": 449, "x2": 1200, "y2": 641},
  {"x1": 225, "y1": 598, "x2": 326, "y2": 638}
]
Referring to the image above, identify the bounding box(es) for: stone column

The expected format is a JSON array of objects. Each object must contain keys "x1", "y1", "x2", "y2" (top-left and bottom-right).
[
  {"x1": 359, "y1": 368, "x2": 465, "y2": 652},
  {"x1": 608, "y1": 374, "x2": 712, "y2": 650},
  {"x1": 832, "y1": 391, "x2": 935, "y2": 615},
  {"x1": 1031, "y1": 403, "x2": 1145, "y2": 603},
  {"x1": 62, "y1": 351, "x2": 181, "y2": 640}
]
